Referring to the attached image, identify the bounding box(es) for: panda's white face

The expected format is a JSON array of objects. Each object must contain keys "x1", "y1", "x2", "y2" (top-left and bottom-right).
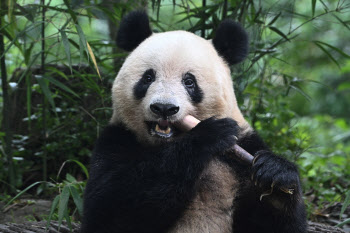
[{"x1": 111, "y1": 31, "x2": 248, "y2": 145}]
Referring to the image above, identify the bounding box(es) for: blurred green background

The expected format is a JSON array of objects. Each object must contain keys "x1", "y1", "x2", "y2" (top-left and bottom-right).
[{"x1": 0, "y1": 0, "x2": 349, "y2": 229}]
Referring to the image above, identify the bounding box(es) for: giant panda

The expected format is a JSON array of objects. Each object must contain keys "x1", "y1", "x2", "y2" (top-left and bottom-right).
[{"x1": 81, "y1": 11, "x2": 307, "y2": 233}]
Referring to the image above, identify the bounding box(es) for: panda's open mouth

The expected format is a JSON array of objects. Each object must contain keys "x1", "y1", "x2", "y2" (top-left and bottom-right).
[{"x1": 146, "y1": 120, "x2": 175, "y2": 138}]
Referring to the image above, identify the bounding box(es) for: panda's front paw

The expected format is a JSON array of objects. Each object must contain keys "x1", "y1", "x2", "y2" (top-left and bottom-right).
[
  {"x1": 251, "y1": 151, "x2": 301, "y2": 200},
  {"x1": 191, "y1": 117, "x2": 239, "y2": 155}
]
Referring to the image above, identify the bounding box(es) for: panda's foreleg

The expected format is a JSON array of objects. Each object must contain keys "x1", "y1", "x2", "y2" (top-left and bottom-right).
[
  {"x1": 236, "y1": 133, "x2": 307, "y2": 233},
  {"x1": 82, "y1": 118, "x2": 239, "y2": 233}
]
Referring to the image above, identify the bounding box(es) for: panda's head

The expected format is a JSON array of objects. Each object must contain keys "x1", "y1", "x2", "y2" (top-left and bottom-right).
[{"x1": 111, "y1": 11, "x2": 251, "y2": 145}]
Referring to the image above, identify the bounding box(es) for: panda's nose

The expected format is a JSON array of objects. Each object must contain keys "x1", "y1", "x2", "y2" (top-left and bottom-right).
[{"x1": 150, "y1": 103, "x2": 179, "y2": 118}]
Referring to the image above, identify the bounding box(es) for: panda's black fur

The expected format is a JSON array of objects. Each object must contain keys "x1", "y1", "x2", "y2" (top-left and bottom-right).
[{"x1": 81, "y1": 11, "x2": 307, "y2": 233}]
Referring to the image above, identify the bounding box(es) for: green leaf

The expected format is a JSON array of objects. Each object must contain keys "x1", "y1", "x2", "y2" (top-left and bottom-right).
[
  {"x1": 312, "y1": 0, "x2": 317, "y2": 17},
  {"x1": 58, "y1": 185, "x2": 70, "y2": 227},
  {"x1": 314, "y1": 40, "x2": 350, "y2": 59},
  {"x1": 46, "y1": 195, "x2": 60, "y2": 229},
  {"x1": 57, "y1": 159, "x2": 89, "y2": 179},
  {"x1": 289, "y1": 84, "x2": 312, "y2": 101},
  {"x1": 66, "y1": 173, "x2": 77, "y2": 183},
  {"x1": 313, "y1": 41, "x2": 340, "y2": 68},
  {"x1": 69, "y1": 186, "x2": 83, "y2": 216},
  {"x1": 36, "y1": 76, "x2": 56, "y2": 110},
  {"x1": 5, "y1": 181, "x2": 44, "y2": 208},
  {"x1": 338, "y1": 82, "x2": 350, "y2": 91},
  {"x1": 26, "y1": 75, "x2": 32, "y2": 128},
  {"x1": 332, "y1": 14, "x2": 350, "y2": 31},
  {"x1": 64, "y1": 206, "x2": 72, "y2": 231},
  {"x1": 63, "y1": 0, "x2": 77, "y2": 22},
  {"x1": 336, "y1": 218, "x2": 350, "y2": 228},
  {"x1": 69, "y1": 159, "x2": 89, "y2": 178},
  {"x1": 60, "y1": 29, "x2": 72, "y2": 73},
  {"x1": 340, "y1": 190, "x2": 350, "y2": 219},
  {"x1": 16, "y1": 3, "x2": 35, "y2": 22},
  {"x1": 268, "y1": 12, "x2": 281, "y2": 26},
  {"x1": 43, "y1": 76, "x2": 80, "y2": 98},
  {"x1": 76, "y1": 24, "x2": 89, "y2": 60},
  {"x1": 268, "y1": 26, "x2": 290, "y2": 41},
  {"x1": 0, "y1": 22, "x2": 42, "y2": 60}
]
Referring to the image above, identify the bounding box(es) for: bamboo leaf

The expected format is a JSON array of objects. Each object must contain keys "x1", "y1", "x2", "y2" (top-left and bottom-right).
[
  {"x1": 63, "y1": 0, "x2": 77, "y2": 22},
  {"x1": 314, "y1": 40, "x2": 350, "y2": 59},
  {"x1": 57, "y1": 159, "x2": 89, "y2": 179},
  {"x1": 332, "y1": 14, "x2": 350, "y2": 31},
  {"x1": 43, "y1": 76, "x2": 80, "y2": 98},
  {"x1": 76, "y1": 24, "x2": 89, "y2": 60},
  {"x1": 340, "y1": 190, "x2": 350, "y2": 219},
  {"x1": 337, "y1": 218, "x2": 350, "y2": 228},
  {"x1": 268, "y1": 12, "x2": 281, "y2": 26},
  {"x1": 46, "y1": 195, "x2": 60, "y2": 229},
  {"x1": 69, "y1": 159, "x2": 89, "y2": 178},
  {"x1": 60, "y1": 29, "x2": 72, "y2": 73},
  {"x1": 5, "y1": 181, "x2": 44, "y2": 208},
  {"x1": 66, "y1": 173, "x2": 77, "y2": 183},
  {"x1": 79, "y1": 37, "x2": 84, "y2": 65},
  {"x1": 268, "y1": 26, "x2": 290, "y2": 41},
  {"x1": 8, "y1": 0, "x2": 15, "y2": 23},
  {"x1": 0, "y1": 22, "x2": 42, "y2": 60},
  {"x1": 64, "y1": 205, "x2": 72, "y2": 231},
  {"x1": 69, "y1": 186, "x2": 83, "y2": 216},
  {"x1": 289, "y1": 84, "x2": 312, "y2": 101},
  {"x1": 36, "y1": 75, "x2": 56, "y2": 110},
  {"x1": 87, "y1": 42, "x2": 101, "y2": 80},
  {"x1": 313, "y1": 41, "x2": 340, "y2": 68},
  {"x1": 312, "y1": 0, "x2": 317, "y2": 17},
  {"x1": 58, "y1": 185, "x2": 70, "y2": 227},
  {"x1": 15, "y1": 4, "x2": 35, "y2": 22},
  {"x1": 26, "y1": 75, "x2": 32, "y2": 128}
]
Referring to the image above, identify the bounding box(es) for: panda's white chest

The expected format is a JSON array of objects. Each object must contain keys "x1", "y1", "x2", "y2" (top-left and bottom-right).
[{"x1": 168, "y1": 158, "x2": 239, "y2": 233}]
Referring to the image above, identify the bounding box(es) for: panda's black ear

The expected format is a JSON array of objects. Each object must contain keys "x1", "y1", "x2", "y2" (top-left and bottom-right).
[
  {"x1": 212, "y1": 20, "x2": 249, "y2": 65},
  {"x1": 116, "y1": 11, "x2": 152, "y2": 51}
]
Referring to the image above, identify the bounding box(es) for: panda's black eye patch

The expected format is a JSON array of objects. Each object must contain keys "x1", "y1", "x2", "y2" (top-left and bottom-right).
[
  {"x1": 134, "y1": 69, "x2": 156, "y2": 100},
  {"x1": 182, "y1": 73, "x2": 203, "y2": 103}
]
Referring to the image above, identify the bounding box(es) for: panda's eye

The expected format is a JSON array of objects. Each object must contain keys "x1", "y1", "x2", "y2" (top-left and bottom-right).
[
  {"x1": 183, "y1": 73, "x2": 195, "y2": 88},
  {"x1": 143, "y1": 75, "x2": 153, "y2": 83},
  {"x1": 142, "y1": 69, "x2": 155, "y2": 84}
]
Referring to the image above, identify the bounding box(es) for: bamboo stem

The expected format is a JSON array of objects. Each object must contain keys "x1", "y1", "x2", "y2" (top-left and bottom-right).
[
  {"x1": 0, "y1": 16, "x2": 15, "y2": 193},
  {"x1": 180, "y1": 115, "x2": 254, "y2": 164}
]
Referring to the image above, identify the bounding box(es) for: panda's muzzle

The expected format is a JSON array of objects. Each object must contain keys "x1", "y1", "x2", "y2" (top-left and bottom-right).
[{"x1": 147, "y1": 103, "x2": 180, "y2": 138}]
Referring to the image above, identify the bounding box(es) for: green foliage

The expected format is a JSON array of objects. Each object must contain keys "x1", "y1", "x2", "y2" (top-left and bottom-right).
[
  {"x1": 47, "y1": 172, "x2": 85, "y2": 231},
  {"x1": 0, "y1": 0, "x2": 349, "y2": 227}
]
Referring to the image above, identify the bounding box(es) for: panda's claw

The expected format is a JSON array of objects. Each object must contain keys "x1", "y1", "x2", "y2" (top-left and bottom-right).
[
  {"x1": 260, "y1": 185, "x2": 274, "y2": 201},
  {"x1": 251, "y1": 150, "x2": 300, "y2": 198}
]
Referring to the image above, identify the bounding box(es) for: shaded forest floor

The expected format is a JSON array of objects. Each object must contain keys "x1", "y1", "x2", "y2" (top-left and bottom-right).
[{"x1": 1, "y1": 198, "x2": 349, "y2": 232}]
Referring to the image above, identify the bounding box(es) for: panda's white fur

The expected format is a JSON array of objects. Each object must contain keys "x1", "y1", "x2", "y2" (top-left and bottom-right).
[
  {"x1": 111, "y1": 30, "x2": 251, "y2": 145},
  {"x1": 167, "y1": 159, "x2": 239, "y2": 233}
]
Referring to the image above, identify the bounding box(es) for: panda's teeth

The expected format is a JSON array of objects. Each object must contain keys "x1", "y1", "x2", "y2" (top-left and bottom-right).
[
  {"x1": 164, "y1": 126, "x2": 171, "y2": 134},
  {"x1": 155, "y1": 124, "x2": 171, "y2": 135}
]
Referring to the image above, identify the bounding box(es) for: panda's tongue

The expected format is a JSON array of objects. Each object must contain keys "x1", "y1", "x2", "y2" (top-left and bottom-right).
[
  {"x1": 155, "y1": 120, "x2": 171, "y2": 134},
  {"x1": 158, "y1": 120, "x2": 169, "y2": 129}
]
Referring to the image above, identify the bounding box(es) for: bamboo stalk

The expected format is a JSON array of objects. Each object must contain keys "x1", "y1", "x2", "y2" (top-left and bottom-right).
[
  {"x1": 180, "y1": 115, "x2": 254, "y2": 164},
  {"x1": 0, "y1": 16, "x2": 15, "y2": 193}
]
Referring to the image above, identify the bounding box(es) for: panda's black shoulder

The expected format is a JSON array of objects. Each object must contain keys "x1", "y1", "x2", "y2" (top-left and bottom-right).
[{"x1": 92, "y1": 123, "x2": 138, "y2": 158}]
